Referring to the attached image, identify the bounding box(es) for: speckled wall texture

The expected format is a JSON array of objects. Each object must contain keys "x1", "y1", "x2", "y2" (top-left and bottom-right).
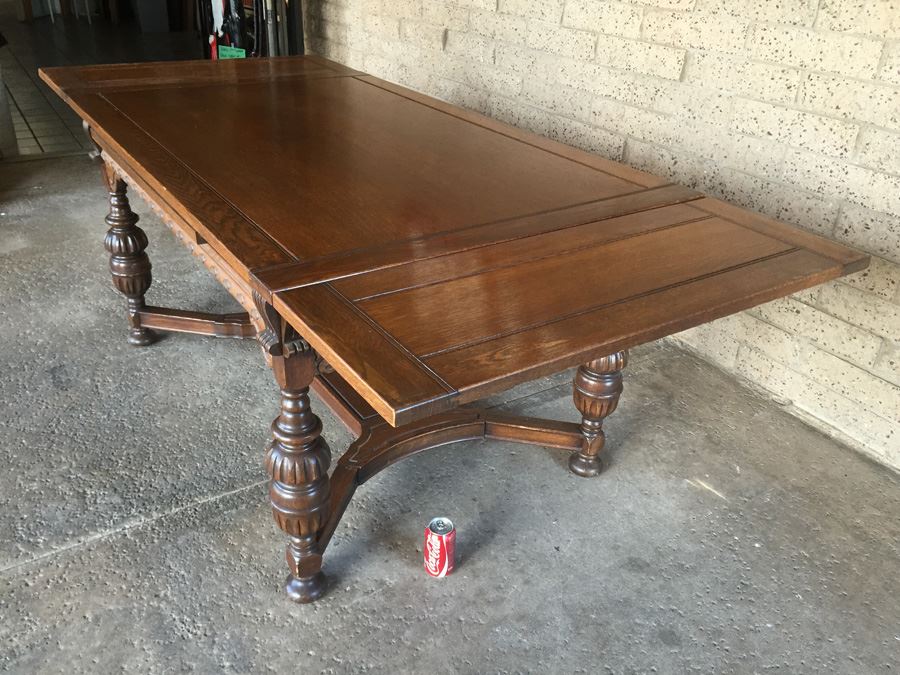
[{"x1": 303, "y1": 0, "x2": 900, "y2": 469}]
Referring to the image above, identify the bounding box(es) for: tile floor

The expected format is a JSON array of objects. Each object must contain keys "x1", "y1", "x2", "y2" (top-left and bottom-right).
[
  {"x1": 2, "y1": 44, "x2": 88, "y2": 157},
  {"x1": 0, "y1": 1, "x2": 197, "y2": 160}
]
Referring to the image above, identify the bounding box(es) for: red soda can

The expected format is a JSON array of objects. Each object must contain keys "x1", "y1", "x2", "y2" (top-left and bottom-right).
[{"x1": 424, "y1": 517, "x2": 455, "y2": 578}]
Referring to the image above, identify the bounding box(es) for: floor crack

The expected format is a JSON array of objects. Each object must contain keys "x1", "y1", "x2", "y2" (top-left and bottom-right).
[{"x1": 0, "y1": 479, "x2": 267, "y2": 576}]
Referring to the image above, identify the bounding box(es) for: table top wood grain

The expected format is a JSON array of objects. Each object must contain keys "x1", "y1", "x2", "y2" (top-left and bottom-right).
[{"x1": 40, "y1": 55, "x2": 868, "y2": 426}]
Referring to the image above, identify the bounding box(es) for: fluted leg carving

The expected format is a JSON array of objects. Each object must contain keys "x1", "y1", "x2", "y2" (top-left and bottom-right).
[
  {"x1": 569, "y1": 350, "x2": 628, "y2": 477},
  {"x1": 266, "y1": 350, "x2": 332, "y2": 603},
  {"x1": 104, "y1": 178, "x2": 156, "y2": 346}
]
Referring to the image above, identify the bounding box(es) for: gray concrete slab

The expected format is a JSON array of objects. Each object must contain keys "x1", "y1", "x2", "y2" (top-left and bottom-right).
[{"x1": 1, "y1": 156, "x2": 899, "y2": 673}]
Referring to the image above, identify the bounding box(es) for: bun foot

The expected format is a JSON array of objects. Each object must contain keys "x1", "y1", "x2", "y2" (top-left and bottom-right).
[
  {"x1": 128, "y1": 327, "x2": 158, "y2": 346},
  {"x1": 568, "y1": 451, "x2": 603, "y2": 477},
  {"x1": 285, "y1": 572, "x2": 327, "y2": 603}
]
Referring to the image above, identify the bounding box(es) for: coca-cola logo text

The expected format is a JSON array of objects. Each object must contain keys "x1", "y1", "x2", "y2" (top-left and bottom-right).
[{"x1": 425, "y1": 531, "x2": 445, "y2": 576}]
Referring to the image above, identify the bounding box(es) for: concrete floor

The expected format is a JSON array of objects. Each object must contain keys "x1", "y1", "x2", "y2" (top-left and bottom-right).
[{"x1": 0, "y1": 155, "x2": 898, "y2": 673}]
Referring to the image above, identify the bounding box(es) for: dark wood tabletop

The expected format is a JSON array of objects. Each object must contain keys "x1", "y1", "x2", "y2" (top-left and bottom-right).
[
  {"x1": 38, "y1": 54, "x2": 869, "y2": 604},
  {"x1": 40, "y1": 55, "x2": 868, "y2": 427}
]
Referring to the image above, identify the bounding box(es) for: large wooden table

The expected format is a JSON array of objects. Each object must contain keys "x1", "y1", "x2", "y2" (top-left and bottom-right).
[{"x1": 40, "y1": 56, "x2": 867, "y2": 603}]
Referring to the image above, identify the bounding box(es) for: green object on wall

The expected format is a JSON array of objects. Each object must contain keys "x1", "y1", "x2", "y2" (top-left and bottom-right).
[{"x1": 218, "y1": 45, "x2": 246, "y2": 59}]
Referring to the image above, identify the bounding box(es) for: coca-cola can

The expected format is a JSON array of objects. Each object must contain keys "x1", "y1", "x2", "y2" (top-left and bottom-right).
[{"x1": 423, "y1": 517, "x2": 455, "y2": 578}]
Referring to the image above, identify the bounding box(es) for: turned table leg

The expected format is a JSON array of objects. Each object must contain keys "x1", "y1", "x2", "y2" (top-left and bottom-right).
[
  {"x1": 103, "y1": 177, "x2": 157, "y2": 346},
  {"x1": 256, "y1": 290, "x2": 333, "y2": 603},
  {"x1": 569, "y1": 350, "x2": 628, "y2": 477}
]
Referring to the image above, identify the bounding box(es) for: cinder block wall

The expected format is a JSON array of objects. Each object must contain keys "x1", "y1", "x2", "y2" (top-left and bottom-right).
[{"x1": 303, "y1": 0, "x2": 900, "y2": 469}]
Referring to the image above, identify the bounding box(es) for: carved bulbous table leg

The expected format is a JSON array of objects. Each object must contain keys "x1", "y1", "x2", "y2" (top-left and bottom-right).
[
  {"x1": 265, "y1": 338, "x2": 332, "y2": 603},
  {"x1": 569, "y1": 350, "x2": 628, "y2": 477},
  {"x1": 104, "y1": 177, "x2": 156, "y2": 346}
]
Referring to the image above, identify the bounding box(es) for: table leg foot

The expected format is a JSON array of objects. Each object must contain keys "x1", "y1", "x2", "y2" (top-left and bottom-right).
[
  {"x1": 127, "y1": 326, "x2": 157, "y2": 347},
  {"x1": 103, "y1": 176, "x2": 157, "y2": 347},
  {"x1": 568, "y1": 451, "x2": 603, "y2": 477},
  {"x1": 569, "y1": 350, "x2": 627, "y2": 478},
  {"x1": 285, "y1": 569, "x2": 327, "y2": 604}
]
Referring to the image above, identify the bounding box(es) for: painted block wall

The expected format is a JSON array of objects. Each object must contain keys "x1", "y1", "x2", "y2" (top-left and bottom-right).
[{"x1": 303, "y1": 0, "x2": 900, "y2": 469}]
